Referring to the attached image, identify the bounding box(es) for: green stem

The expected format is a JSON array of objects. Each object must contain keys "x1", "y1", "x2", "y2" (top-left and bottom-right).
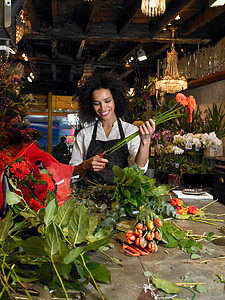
[
  {"x1": 99, "y1": 248, "x2": 123, "y2": 266},
  {"x1": 50, "y1": 256, "x2": 69, "y2": 300},
  {"x1": 189, "y1": 219, "x2": 218, "y2": 226},
  {"x1": 80, "y1": 253, "x2": 105, "y2": 300},
  {"x1": 5, "y1": 262, "x2": 32, "y2": 300}
]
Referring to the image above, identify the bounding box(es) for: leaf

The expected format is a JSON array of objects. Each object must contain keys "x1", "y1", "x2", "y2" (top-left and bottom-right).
[
  {"x1": 195, "y1": 284, "x2": 207, "y2": 293},
  {"x1": 44, "y1": 224, "x2": 60, "y2": 257},
  {"x1": 191, "y1": 253, "x2": 202, "y2": 260},
  {"x1": 172, "y1": 231, "x2": 186, "y2": 240},
  {"x1": 44, "y1": 198, "x2": 57, "y2": 225},
  {"x1": 87, "y1": 227, "x2": 111, "y2": 243},
  {"x1": 22, "y1": 236, "x2": 45, "y2": 256},
  {"x1": 152, "y1": 277, "x2": 180, "y2": 294},
  {"x1": 87, "y1": 215, "x2": 99, "y2": 238},
  {"x1": 86, "y1": 262, "x2": 111, "y2": 283},
  {"x1": 64, "y1": 246, "x2": 84, "y2": 264},
  {"x1": 68, "y1": 204, "x2": 89, "y2": 245},
  {"x1": 56, "y1": 198, "x2": 75, "y2": 227},
  {"x1": 84, "y1": 238, "x2": 110, "y2": 252},
  {"x1": 0, "y1": 210, "x2": 14, "y2": 243},
  {"x1": 6, "y1": 191, "x2": 21, "y2": 205}
]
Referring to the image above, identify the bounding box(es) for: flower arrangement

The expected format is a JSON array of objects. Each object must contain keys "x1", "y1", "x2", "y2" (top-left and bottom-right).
[
  {"x1": 6, "y1": 157, "x2": 55, "y2": 212},
  {"x1": 170, "y1": 198, "x2": 200, "y2": 216},
  {"x1": 0, "y1": 58, "x2": 43, "y2": 155},
  {"x1": 173, "y1": 132, "x2": 222, "y2": 151}
]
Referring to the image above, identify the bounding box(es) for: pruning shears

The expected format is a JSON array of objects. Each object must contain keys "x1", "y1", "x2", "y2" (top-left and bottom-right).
[{"x1": 114, "y1": 236, "x2": 149, "y2": 257}]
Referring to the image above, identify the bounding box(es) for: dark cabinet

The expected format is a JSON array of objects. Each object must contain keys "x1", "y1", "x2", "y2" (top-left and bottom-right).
[{"x1": 213, "y1": 166, "x2": 225, "y2": 204}]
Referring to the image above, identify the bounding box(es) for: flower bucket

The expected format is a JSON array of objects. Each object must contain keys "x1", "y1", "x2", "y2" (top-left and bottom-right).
[{"x1": 168, "y1": 174, "x2": 180, "y2": 188}]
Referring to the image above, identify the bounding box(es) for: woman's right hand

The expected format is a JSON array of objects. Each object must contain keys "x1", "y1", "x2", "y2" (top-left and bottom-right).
[{"x1": 83, "y1": 153, "x2": 108, "y2": 172}]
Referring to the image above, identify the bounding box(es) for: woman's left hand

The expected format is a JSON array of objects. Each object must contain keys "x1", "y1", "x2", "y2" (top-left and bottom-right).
[{"x1": 139, "y1": 119, "x2": 155, "y2": 143}]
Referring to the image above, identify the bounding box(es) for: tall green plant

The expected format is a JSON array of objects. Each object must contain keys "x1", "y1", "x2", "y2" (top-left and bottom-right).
[
  {"x1": 0, "y1": 195, "x2": 111, "y2": 299},
  {"x1": 204, "y1": 103, "x2": 225, "y2": 139}
]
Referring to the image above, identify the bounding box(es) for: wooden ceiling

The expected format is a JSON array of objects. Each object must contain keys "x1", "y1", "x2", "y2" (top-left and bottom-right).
[{"x1": 14, "y1": 0, "x2": 225, "y2": 95}]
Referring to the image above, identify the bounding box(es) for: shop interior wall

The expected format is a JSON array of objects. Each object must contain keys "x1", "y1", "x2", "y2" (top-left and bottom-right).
[{"x1": 185, "y1": 79, "x2": 225, "y2": 155}]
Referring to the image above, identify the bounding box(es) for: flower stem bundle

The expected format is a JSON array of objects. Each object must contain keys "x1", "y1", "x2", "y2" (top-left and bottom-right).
[{"x1": 106, "y1": 104, "x2": 184, "y2": 156}]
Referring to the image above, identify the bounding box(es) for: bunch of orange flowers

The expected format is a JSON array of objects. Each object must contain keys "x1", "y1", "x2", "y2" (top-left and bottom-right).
[{"x1": 170, "y1": 198, "x2": 200, "y2": 216}]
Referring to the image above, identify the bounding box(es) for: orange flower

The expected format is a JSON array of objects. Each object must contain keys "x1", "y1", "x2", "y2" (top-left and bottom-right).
[
  {"x1": 186, "y1": 95, "x2": 197, "y2": 123},
  {"x1": 177, "y1": 206, "x2": 188, "y2": 215},
  {"x1": 170, "y1": 198, "x2": 183, "y2": 207},
  {"x1": 176, "y1": 93, "x2": 189, "y2": 107},
  {"x1": 41, "y1": 173, "x2": 55, "y2": 191}
]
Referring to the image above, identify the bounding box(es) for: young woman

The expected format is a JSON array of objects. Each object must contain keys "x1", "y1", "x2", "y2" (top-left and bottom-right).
[{"x1": 69, "y1": 74, "x2": 155, "y2": 184}]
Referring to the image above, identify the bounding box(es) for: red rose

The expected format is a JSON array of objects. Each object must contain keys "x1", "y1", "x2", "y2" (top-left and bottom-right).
[
  {"x1": 188, "y1": 206, "x2": 200, "y2": 215},
  {"x1": 34, "y1": 183, "x2": 48, "y2": 202},
  {"x1": 33, "y1": 168, "x2": 41, "y2": 179},
  {"x1": 27, "y1": 179, "x2": 35, "y2": 188},
  {"x1": 16, "y1": 185, "x2": 32, "y2": 203},
  {"x1": 29, "y1": 198, "x2": 43, "y2": 212}
]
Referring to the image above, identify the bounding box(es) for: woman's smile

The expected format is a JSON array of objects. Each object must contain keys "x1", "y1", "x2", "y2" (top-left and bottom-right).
[{"x1": 92, "y1": 88, "x2": 116, "y2": 122}]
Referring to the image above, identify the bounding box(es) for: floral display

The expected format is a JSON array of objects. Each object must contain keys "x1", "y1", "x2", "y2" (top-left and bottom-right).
[
  {"x1": 173, "y1": 132, "x2": 222, "y2": 150},
  {"x1": 125, "y1": 212, "x2": 163, "y2": 253},
  {"x1": 176, "y1": 93, "x2": 197, "y2": 123},
  {"x1": 6, "y1": 157, "x2": 55, "y2": 212},
  {"x1": 170, "y1": 198, "x2": 200, "y2": 216}
]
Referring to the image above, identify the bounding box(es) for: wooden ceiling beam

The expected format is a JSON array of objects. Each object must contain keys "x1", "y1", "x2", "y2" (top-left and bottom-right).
[
  {"x1": 52, "y1": 64, "x2": 57, "y2": 82},
  {"x1": 120, "y1": 42, "x2": 144, "y2": 63},
  {"x1": 23, "y1": 30, "x2": 211, "y2": 44},
  {"x1": 84, "y1": 1, "x2": 102, "y2": 34},
  {"x1": 97, "y1": 42, "x2": 116, "y2": 62},
  {"x1": 117, "y1": 0, "x2": 141, "y2": 34},
  {"x1": 149, "y1": 0, "x2": 196, "y2": 36},
  {"x1": 182, "y1": 6, "x2": 225, "y2": 36},
  {"x1": 76, "y1": 40, "x2": 86, "y2": 60},
  {"x1": 51, "y1": 0, "x2": 65, "y2": 28}
]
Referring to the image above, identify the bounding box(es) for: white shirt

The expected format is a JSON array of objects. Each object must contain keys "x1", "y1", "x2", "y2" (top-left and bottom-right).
[{"x1": 69, "y1": 119, "x2": 148, "y2": 172}]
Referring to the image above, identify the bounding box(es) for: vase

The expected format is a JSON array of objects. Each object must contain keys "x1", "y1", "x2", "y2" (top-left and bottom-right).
[
  {"x1": 168, "y1": 174, "x2": 180, "y2": 188},
  {"x1": 145, "y1": 168, "x2": 155, "y2": 179}
]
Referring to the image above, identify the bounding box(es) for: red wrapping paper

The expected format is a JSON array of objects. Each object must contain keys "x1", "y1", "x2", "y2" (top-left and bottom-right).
[{"x1": 0, "y1": 143, "x2": 75, "y2": 211}]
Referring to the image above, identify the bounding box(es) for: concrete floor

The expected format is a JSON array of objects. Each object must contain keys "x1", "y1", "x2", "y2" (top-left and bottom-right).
[{"x1": 85, "y1": 198, "x2": 225, "y2": 300}]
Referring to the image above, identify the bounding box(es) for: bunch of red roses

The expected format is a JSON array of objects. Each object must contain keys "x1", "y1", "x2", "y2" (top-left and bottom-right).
[
  {"x1": 170, "y1": 198, "x2": 200, "y2": 216},
  {"x1": 6, "y1": 157, "x2": 55, "y2": 212}
]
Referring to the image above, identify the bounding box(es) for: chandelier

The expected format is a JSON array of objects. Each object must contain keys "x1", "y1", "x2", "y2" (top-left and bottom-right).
[
  {"x1": 141, "y1": 0, "x2": 166, "y2": 17},
  {"x1": 155, "y1": 27, "x2": 188, "y2": 94}
]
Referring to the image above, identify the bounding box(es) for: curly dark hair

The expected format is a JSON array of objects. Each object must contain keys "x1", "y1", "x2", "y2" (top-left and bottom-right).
[{"x1": 75, "y1": 74, "x2": 130, "y2": 123}]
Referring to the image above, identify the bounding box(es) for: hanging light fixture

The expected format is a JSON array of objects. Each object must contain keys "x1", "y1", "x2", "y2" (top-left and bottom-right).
[
  {"x1": 137, "y1": 47, "x2": 147, "y2": 61},
  {"x1": 155, "y1": 27, "x2": 188, "y2": 94},
  {"x1": 141, "y1": 0, "x2": 166, "y2": 17}
]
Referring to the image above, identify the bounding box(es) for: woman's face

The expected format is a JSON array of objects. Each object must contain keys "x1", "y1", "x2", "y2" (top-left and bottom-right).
[{"x1": 92, "y1": 88, "x2": 116, "y2": 122}]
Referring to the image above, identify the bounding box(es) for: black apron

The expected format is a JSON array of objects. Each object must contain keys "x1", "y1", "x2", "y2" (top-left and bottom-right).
[{"x1": 86, "y1": 119, "x2": 129, "y2": 185}]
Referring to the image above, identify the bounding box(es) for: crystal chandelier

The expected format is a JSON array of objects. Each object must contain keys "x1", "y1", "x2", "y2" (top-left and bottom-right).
[
  {"x1": 141, "y1": 0, "x2": 166, "y2": 17},
  {"x1": 155, "y1": 27, "x2": 188, "y2": 94}
]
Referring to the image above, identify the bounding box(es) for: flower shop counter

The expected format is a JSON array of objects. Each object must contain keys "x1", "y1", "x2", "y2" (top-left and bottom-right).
[{"x1": 84, "y1": 198, "x2": 225, "y2": 300}]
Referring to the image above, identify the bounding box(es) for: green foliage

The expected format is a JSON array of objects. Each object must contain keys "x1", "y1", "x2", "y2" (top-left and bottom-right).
[
  {"x1": 204, "y1": 103, "x2": 225, "y2": 139},
  {"x1": 0, "y1": 197, "x2": 111, "y2": 298},
  {"x1": 112, "y1": 164, "x2": 170, "y2": 215}
]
